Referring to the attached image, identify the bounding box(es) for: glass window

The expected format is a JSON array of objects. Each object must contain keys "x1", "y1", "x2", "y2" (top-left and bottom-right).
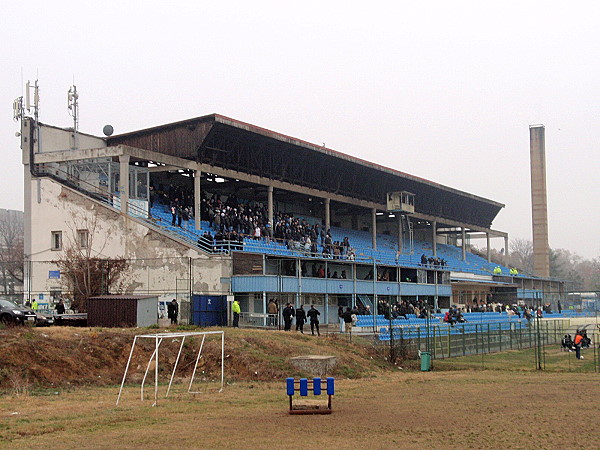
[
  {"x1": 77, "y1": 229, "x2": 89, "y2": 248},
  {"x1": 51, "y1": 231, "x2": 62, "y2": 251}
]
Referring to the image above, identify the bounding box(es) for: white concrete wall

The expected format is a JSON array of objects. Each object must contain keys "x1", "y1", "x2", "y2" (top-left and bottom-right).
[
  {"x1": 27, "y1": 177, "x2": 230, "y2": 302},
  {"x1": 36, "y1": 124, "x2": 106, "y2": 153}
]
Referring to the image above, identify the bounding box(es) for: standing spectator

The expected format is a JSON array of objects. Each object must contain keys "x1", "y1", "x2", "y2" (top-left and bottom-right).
[
  {"x1": 573, "y1": 330, "x2": 584, "y2": 359},
  {"x1": 338, "y1": 306, "x2": 344, "y2": 333},
  {"x1": 55, "y1": 299, "x2": 66, "y2": 315},
  {"x1": 267, "y1": 299, "x2": 278, "y2": 326},
  {"x1": 557, "y1": 300, "x2": 562, "y2": 313},
  {"x1": 342, "y1": 307, "x2": 354, "y2": 333},
  {"x1": 307, "y1": 305, "x2": 321, "y2": 336},
  {"x1": 32, "y1": 299, "x2": 39, "y2": 311},
  {"x1": 167, "y1": 299, "x2": 179, "y2": 325},
  {"x1": 176, "y1": 205, "x2": 184, "y2": 227},
  {"x1": 317, "y1": 265, "x2": 325, "y2": 278},
  {"x1": 232, "y1": 298, "x2": 241, "y2": 328},
  {"x1": 282, "y1": 303, "x2": 295, "y2": 331},
  {"x1": 295, "y1": 305, "x2": 306, "y2": 334},
  {"x1": 170, "y1": 198, "x2": 179, "y2": 225}
]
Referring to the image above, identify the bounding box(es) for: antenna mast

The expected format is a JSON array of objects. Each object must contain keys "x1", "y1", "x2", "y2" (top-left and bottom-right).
[
  {"x1": 68, "y1": 85, "x2": 79, "y2": 149},
  {"x1": 13, "y1": 96, "x2": 23, "y2": 122}
]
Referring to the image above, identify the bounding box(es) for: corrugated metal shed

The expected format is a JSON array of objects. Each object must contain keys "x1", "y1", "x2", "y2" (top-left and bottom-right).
[{"x1": 88, "y1": 295, "x2": 158, "y2": 328}]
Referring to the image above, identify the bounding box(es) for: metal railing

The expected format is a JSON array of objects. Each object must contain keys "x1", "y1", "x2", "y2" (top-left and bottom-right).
[
  {"x1": 238, "y1": 312, "x2": 279, "y2": 328},
  {"x1": 34, "y1": 163, "x2": 558, "y2": 281}
]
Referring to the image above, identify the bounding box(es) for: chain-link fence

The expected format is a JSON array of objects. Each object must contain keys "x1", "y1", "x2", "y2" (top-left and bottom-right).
[{"x1": 378, "y1": 318, "x2": 599, "y2": 372}]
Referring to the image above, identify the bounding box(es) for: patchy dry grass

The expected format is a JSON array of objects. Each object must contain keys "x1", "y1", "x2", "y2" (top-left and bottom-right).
[
  {"x1": 1, "y1": 371, "x2": 598, "y2": 449},
  {"x1": 433, "y1": 344, "x2": 599, "y2": 372},
  {"x1": 1, "y1": 327, "x2": 599, "y2": 448},
  {"x1": 0, "y1": 327, "x2": 388, "y2": 393}
]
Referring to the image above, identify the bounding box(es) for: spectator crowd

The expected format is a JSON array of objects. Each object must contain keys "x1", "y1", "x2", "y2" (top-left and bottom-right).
[{"x1": 152, "y1": 184, "x2": 356, "y2": 259}]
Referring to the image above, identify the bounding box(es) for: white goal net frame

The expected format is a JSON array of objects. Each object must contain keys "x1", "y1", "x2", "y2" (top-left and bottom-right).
[{"x1": 116, "y1": 331, "x2": 224, "y2": 406}]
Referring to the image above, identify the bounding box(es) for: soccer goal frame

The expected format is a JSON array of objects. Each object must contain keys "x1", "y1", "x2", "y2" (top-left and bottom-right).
[{"x1": 116, "y1": 331, "x2": 224, "y2": 406}]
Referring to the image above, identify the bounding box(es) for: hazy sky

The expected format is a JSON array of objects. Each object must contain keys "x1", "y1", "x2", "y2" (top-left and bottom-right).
[{"x1": 2, "y1": 1, "x2": 599, "y2": 258}]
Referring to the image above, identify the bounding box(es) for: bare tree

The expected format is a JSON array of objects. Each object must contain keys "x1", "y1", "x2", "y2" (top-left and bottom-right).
[
  {"x1": 509, "y1": 238, "x2": 533, "y2": 274},
  {"x1": 0, "y1": 209, "x2": 24, "y2": 291},
  {"x1": 55, "y1": 215, "x2": 129, "y2": 312},
  {"x1": 575, "y1": 258, "x2": 600, "y2": 291}
]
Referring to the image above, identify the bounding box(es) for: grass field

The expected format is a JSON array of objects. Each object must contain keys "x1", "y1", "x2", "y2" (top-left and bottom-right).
[
  {"x1": 1, "y1": 370, "x2": 599, "y2": 449},
  {"x1": 433, "y1": 344, "x2": 599, "y2": 372}
]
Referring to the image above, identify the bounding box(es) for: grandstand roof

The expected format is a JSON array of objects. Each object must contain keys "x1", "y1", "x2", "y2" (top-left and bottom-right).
[{"x1": 108, "y1": 114, "x2": 504, "y2": 229}]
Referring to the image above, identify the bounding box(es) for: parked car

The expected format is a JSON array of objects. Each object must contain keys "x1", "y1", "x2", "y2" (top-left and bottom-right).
[{"x1": 0, "y1": 299, "x2": 38, "y2": 325}]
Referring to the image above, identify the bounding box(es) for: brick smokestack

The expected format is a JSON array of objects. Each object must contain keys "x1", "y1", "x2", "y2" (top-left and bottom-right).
[{"x1": 529, "y1": 125, "x2": 550, "y2": 277}]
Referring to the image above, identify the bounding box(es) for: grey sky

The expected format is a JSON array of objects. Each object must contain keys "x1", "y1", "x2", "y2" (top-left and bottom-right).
[{"x1": 2, "y1": 1, "x2": 599, "y2": 258}]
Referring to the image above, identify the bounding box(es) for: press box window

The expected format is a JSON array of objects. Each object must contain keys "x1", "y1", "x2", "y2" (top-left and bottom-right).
[
  {"x1": 77, "y1": 229, "x2": 89, "y2": 248},
  {"x1": 51, "y1": 231, "x2": 62, "y2": 251}
]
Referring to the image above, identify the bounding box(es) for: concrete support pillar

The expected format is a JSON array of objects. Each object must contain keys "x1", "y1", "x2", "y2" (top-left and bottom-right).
[
  {"x1": 461, "y1": 227, "x2": 466, "y2": 261},
  {"x1": 324, "y1": 198, "x2": 330, "y2": 232},
  {"x1": 119, "y1": 154, "x2": 130, "y2": 215},
  {"x1": 194, "y1": 170, "x2": 202, "y2": 230},
  {"x1": 267, "y1": 185, "x2": 274, "y2": 227},
  {"x1": 371, "y1": 208, "x2": 377, "y2": 249},
  {"x1": 486, "y1": 232, "x2": 491, "y2": 263},
  {"x1": 432, "y1": 220, "x2": 437, "y2": 257},
  {"x1": 504, "y1": 236, "x2": 509, "y2": 266},
  {"x1": 397, "y1": 215, "x2": 402, "y2": 255}
]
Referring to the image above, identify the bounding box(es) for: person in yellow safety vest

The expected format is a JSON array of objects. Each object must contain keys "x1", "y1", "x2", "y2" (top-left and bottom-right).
[
  {"x1": 493, "y1": 266, "x2": 501, "y2": 275},
  {"x1": 232, "y1": 299, "x2": 241, "y2": 328},
  {"x1": 31, "y1": 300, "x2": 39, "y2": 310}
]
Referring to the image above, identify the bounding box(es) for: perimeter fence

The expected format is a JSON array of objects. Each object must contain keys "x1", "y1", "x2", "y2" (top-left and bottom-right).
[{"x1": 377, "y1": 318, "x2": 599, "y2": 373}]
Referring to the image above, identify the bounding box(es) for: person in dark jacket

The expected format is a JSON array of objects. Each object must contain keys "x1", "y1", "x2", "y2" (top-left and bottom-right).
[
  {"x1": 307, "y1": 305, "x2": 321, "y2": 336},
  {"x1": 167, "y1": 299, "x2": 179, "y2": 325},
  {"x1": 282, "y1": 303, "x2": 295, "y2": 331},
  {"x1": 342, "y1": 307, "x2": 354, "y2": 333},
  {"x1": 338, "y1": 306, "x2": 344, "y2": 332},
  {"x1": 295, "y1": 305, "x2": 306, "y2": 334},
  {"x1": 55, "y1": 299, "x2": 66, "y2": 315}
]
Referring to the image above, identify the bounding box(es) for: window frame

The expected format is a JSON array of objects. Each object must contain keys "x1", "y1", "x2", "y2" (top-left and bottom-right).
[
  {"x1": 77, "y1": 229, "x2": 89, "y2": 249},
  {"x1": 51, "y1": 231, "x2": 62, "y2": 251}
]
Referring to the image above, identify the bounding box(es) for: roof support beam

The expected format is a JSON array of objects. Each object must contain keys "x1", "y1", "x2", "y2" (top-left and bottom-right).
[{"x1": 33, "y1": 144, "x2": 507, "y2": 238}]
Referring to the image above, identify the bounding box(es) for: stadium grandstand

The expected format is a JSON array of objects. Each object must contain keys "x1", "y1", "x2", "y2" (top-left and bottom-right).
[{"x1": 20, "y1": 113, "x2": 573, "y2": 327}]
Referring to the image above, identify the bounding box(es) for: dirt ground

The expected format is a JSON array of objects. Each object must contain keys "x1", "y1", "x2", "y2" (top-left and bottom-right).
[{"x1": 1, "y1": 371, "x2": 598, "y2": 449}]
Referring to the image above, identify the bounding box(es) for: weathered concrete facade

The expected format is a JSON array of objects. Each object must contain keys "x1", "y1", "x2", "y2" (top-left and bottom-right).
[
  {"x1": 22, "y1": 119, "x2": 229, "y2": 308},
  {"x1": 25, "y1": 177, "x2": 229, "y2": 305}
]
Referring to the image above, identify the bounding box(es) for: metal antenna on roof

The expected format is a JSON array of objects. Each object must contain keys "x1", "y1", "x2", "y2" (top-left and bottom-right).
[
  {"x1": 13, "y1": 69, "x2": 24, "y2": 123},
  {"x1": 68, "y1": 83, "x2": 79, "y2": 149}
]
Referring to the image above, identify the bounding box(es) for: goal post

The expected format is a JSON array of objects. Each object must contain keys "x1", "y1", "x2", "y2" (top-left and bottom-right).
[{"x1": 116, "y1": 330, "x2": 224, "y2": 406}]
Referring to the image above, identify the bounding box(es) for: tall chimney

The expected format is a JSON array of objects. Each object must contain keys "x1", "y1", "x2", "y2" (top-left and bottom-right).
[{"x1": 529, "y1": 125, "x2": 550, "y2": 277}]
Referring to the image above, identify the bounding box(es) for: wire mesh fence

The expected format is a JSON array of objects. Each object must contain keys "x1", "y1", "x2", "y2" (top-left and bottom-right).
[{"x1": 377, "y1": 319, "x2": 599, "y2": 373}]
